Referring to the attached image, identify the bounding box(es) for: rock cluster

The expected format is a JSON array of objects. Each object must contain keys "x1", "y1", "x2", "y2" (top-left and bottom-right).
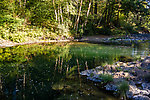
[
  {"x1": 103, "y1": 34, "x2": 150, "y2": 45},
  {"x1": 80, "y1": 56, "x2": 150, "y2": 100},
  {"x1": 80, "y1": 34, "x2": 150, "y2": 45}
]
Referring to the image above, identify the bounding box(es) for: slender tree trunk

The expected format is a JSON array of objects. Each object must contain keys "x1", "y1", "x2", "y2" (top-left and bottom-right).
[
  {"x1": 94, "y1": 0, "x2": 97, "y2": 14},
  {"x1": 23, "y1": 72, "x2": 26, "y2": 88},
  {"x1": 109, "y1": 2, "x2": 114, "y2": 26},
  {"x1": 58, "y1": 4, "x2": 60, "y2": 24},
  {"x1": 55, "y1": 58, "x2": 58, "y2": 70},
  {"x1": 67, "y1": 2, "x2": 70, "y2": 26},
  {"x1": 107, "y1": 1, "x2": 110, "y2": 27},
  {"x1": 75, "y1": 0, "x2": 83, "y2": 32},
  {"x1": 53, "y1": 0, "x2": 57, "y2": 21},
  {"x1": 85, "y1": 61, "x2": 88, "y2": 70},
  {"x1": 76, "y1": 59, "x2": 80, "y2": 74},
  {"x1": 91, "y1": 0, "x2": 93, "y2": 15},
  {"x1": 60, "y1": 5, "x2": 63, "y2": 24},
  {"x1": 74, "y1": 1, "x2": 79, "y2": 29},
  {"x1": 85, "y1": 0, "x2": 92, "y2": 26},
  {"x1": 60, "y1": 58, "x2": 63, "y2": 73},
  {"x1": 94, "y1": 0, "x2": 98, "y2": 24}
]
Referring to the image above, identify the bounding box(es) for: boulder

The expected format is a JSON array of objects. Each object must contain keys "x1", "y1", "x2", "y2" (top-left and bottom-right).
[
  {"x1": 105, "y1": 84, "x2": 118, "y2": 91},
  {"x1": 141, "y1": 57, "x2": 150, "y2": 69},
  {"x1": 142, "y1": 83, "x2": 150, "y2": 90},
  {"x1": 133, "y1": 95, "x2": 150, "y2": 100}
]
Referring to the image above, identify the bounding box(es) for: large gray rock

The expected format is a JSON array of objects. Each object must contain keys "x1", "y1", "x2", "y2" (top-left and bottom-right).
[
  {"x1": 105, "y1": 84, "x2": 118, "y2": 91},
  {"x1": 133, "y1": 95, "x2": 150, "y2": 100},
  {"x1": 126, "y1": 81, "x2": 150, "y2": 99},
  {"x1": 142, "y1": 83, "x2": 150, "y2": 90},
  {"x1": 141, "y1": 57, "x2": 150, "y2": 69},
  {"x1": 80, "y1": 69, "x2": 95, "y2": 76},
  {"x1": 87, "y1": 77, "x2": 102, "y2": 82}
]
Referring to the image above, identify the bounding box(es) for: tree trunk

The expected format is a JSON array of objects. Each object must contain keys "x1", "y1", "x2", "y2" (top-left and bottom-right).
[
  {"x1": 85, "y1": 0, "x2": 92, "y2": 26},
  {"x1": 75, "y1": 0, "x2": 83, "y2": 32},
  {"x1": 94, "y1": 0, "x2": 97, "y2": 14},
  {"x1": 60, "y1": 5, "x2": 63, "y2": 24},
  {"x1": 107, "y1": 1, "x2": 110, "y2": 27},
  {"x1": 53, "y1": 0, "x2": 57, "y2": 21},
  {"x1": 91, "y1": 0, "x2": 93, "y2": 15},
  {"x1": 58, "y1": 4, "x2": 60, "y2": 24}
]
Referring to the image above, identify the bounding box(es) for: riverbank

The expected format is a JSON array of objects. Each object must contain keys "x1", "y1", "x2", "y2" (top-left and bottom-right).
[
  {"x1": 0, "y1": 38, "x2": 71, "y2": 48},
  {"x1": 1, "y1": 33, "x2": 149, "y2": 48},
  {"x1": 79, "y1": 34, "x2": 150, "y2": 45},
  {"x1": 80, "y1": 56, "x2": 150, "y2": 100}
]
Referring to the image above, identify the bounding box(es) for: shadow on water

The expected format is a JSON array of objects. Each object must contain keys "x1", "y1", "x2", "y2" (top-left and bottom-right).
[{"x1": 0, "y1": 42, "x2": 149, "y2": 100}]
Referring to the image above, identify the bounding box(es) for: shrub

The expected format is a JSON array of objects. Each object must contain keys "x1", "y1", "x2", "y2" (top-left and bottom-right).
[
  {"x1": 118, "y1": 81, "x2": 129, "y2": 92},
  {"x1": 90, "y1": 73, "x2": 94, "y2": 77},
  {"x1": 99, "y1": 74, "x2": 113, "y2": 83}
]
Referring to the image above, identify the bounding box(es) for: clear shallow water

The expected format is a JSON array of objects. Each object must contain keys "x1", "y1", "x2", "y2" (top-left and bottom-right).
[{"x1": 0, "y1": 42, "x2": 149, "y2": 100}]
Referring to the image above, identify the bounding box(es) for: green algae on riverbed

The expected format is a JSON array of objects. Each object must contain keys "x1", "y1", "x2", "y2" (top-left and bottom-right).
[{"x1": 0, "y1": 42, "x2": 149, "y2": 100}]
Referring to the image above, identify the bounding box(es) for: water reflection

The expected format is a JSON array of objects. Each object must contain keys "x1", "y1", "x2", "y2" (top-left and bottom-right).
[
  {"x1": 0, "y1": 42, "x2": 149, "y2": 100},
  {"x1": 131, "y1": 43, "x2": 149, "y2": 57}
]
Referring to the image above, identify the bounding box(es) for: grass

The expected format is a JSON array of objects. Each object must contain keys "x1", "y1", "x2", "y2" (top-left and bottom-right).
[
  {"x1": 118, "y1": 81, "x2": 129, "y2": 92},
  {"x1": 99, "y1": 74, "x2": 113, "y2": 83}
]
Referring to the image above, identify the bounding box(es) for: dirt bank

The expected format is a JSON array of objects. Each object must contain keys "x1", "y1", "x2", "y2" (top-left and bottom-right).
[{"x1": 0, "y1": 39, "x2": 71, "y2": 48}]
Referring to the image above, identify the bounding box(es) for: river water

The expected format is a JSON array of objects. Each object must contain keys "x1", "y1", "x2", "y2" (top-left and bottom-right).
[{"x1": 0, "y1": 42, "x2": 149, "y2": 100}]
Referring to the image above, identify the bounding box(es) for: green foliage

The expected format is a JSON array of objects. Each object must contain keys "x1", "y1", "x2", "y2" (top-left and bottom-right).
[
  {"x1": 90, "y1": 73, "x2": 94, "y2": 77},
  {"x1": 99, "y1": 74, "x2": 113, "y2": 83},
  {"x1": 118, "y1": 81, "x2": 129, "y2": 92},
  {"x1": 111, "y1": 28, "x2": 126, "y2": 35},
  {"x1": 0, "y1": 0, "x2": 149, "y2": 42}
]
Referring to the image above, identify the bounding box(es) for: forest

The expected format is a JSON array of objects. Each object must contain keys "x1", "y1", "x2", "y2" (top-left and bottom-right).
[{"x1": 0, "y1": 0, "x2": 150, "y2": 43}]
